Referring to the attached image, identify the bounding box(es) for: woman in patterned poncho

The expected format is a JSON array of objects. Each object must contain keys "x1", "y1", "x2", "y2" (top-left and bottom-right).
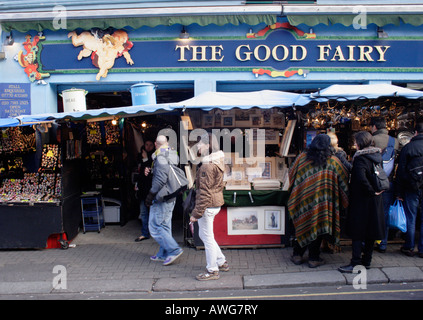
[{"x1": 287, "y1": 134, "x2": 349, "y2": 268}]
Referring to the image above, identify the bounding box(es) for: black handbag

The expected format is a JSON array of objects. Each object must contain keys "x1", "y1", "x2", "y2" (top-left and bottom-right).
[{"x1": 182, "y1": 188, "x2": 196, "y2": 216}]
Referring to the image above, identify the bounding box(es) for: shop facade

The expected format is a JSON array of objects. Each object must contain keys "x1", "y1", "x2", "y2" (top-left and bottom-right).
[{"x1": 1, "y1": 1, "x2": 423, "y2": 249}]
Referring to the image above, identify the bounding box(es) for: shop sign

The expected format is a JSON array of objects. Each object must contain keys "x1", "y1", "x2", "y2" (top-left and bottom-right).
[
  {"x1": 0, "y1": 83, "x2": 31, "y2": 117},
  {"x1": 16, "y1": 23, "x2": 423, "y2": 81}
]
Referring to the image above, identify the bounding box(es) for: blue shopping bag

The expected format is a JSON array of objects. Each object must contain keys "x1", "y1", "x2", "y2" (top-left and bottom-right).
[{"x1": 388, "y1": 200, "x2": 407, "y2": 233}]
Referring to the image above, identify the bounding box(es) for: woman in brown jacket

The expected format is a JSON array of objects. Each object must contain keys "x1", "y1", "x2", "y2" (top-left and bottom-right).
[{"x1": 190, "y1": 133, "x2": 229, "y2": 281}]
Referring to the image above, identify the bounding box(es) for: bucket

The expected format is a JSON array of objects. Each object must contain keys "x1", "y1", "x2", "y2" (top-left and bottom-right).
[
  {"x1": 130, "y1": 83, "x2": 156, "y2": 105},
  {"x1": 60, "y1": 88, "x2": 88, "y2": 112}
]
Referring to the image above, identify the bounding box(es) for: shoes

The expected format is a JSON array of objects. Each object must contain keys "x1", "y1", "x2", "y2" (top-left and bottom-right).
[
  {"x1": 219, "y1": 261, "x2": 230, "y2": 272},
  {"x1": 400, "y1": 247, "x2": 415, "y2": 257},
  {"x1": 196, "y1": 270, "x2": 220, "y2": 281},
  {"x1": 308, "y1": 258, "x2": 325, "y2": 268},
  {"x1": 150, "y1": 255, "x2": 165, "y2": 262},
  {"x1": 290, "y1": 255, "x2": 304, "y2": 265},
  {"x1": 338, "y1": 264, "x2": 369, "y2": 273},
  {"x1": 163, "y1": 250, "x2": 183, "y2": 266},
  {"x1": 338, "y1": 264, "x2": 357, "y2": 273},
  {"x1": 135, "y1": 236, "x2": 149, "y2": 242}
]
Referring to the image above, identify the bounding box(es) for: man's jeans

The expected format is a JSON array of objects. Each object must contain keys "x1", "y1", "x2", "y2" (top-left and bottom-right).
[
  {"x1": 380, "y1": 182, "x2": 394, "y2": 250},
  {"x1": 402, "y1": 191, "x2": 423, "y2": 253},
  {"x1": 139, "y1": 200, "x2": 150, "y2": 238},
  {"x1": 197, "y1": 207, "x2": 226, "y2": 273},
  {"x1": 148, "y1": 199, "x2": 181, "y2": 259}
]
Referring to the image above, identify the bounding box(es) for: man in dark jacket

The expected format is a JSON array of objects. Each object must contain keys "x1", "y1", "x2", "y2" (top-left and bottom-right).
[
  {"x1": 395, "y1": 120, "x2": 423, "y2": 258},
  {"x1": 145, "y1": 135, "x2": 183, "y2": 266},
  {"x1": 370, "y1": 117, "x2": 399, "y2": 253}
]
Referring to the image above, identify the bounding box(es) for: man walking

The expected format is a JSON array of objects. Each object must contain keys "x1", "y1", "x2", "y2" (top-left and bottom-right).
[
  {"x1": 395, "y1": 120, "x2": 423, "y2": 258},
  {"x1": 370, "y1": 117, "x2": 399, "y2": 252},
  {"x1": 145, "y1": 135, "x2": 183, "y2": 265}
]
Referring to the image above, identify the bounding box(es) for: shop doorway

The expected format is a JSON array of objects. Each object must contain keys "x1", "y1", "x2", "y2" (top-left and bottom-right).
[{"x1": 58, "y1": 86, "x2": 193, "y2": 244}]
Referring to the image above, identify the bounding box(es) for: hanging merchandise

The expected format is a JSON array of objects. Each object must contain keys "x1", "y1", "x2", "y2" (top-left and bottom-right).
[
  {"x1": 40, "y1": 144, "x2": 61, "y2": 171},
  {"x1": 105, "y1": 120, "x2": 120, "y2": 145},
  {"x1": 87, "y1": 122, "x2": 102, "y2": 145}
]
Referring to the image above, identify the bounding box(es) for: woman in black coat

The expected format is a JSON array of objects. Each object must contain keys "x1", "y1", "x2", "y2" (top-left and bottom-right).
[{"x1": 338, "y1": 131, "x2": 386, "y2": 273}]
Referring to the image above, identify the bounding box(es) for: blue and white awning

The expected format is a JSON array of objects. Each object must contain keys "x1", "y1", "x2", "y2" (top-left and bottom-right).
[{"x1": 309, "y1": 84, "x2": 423, "y2": 101}]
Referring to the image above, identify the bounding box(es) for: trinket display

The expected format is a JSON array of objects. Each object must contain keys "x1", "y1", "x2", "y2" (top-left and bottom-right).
[
  {"x1": 0, "y1": 127, "x2": 36, "y2": 154},
  {"x1": 40, "y1": 144, "x2": 61, "y2": 170},
  {"x1": 105, "y1": 120, "x2": 120, "y2": 145},
  {"x1": 0, "y1": 172, "x2": 62, "y2": 203},
  {"x1": 87, "y1": 122, "x2": 102, "y2": 145}
]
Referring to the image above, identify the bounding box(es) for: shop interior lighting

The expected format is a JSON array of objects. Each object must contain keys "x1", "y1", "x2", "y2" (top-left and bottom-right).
[
  {"x1": 377, "y1": 27, "x2": 388, "y2": 39},
  {"x1": 179, "y1": 27, "x2": 189, "y2": 40},
  {"x1": 111, "y1": 117, "x2": 118, "y2": 126}
]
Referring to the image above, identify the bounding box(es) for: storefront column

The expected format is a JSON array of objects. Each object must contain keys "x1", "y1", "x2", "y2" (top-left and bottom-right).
[{"x1": 194, "y1": 78, "x2": 216, "y2": 96}]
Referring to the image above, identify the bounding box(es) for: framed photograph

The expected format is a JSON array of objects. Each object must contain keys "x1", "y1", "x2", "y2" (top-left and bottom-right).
[
  {"x1": 222, "y1": 115, "x2": 235, "y2": 127},
  {"x1": 203, "y1": 114, "x2": 214, "y2": 128},
  {"x1": 271, "y1": 114, "x2": 285, "y2": 128}
]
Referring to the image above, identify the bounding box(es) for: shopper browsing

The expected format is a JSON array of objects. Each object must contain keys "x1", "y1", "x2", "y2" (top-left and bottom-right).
[
  {"x1": 190, "y1": 133, "x2": 229, "y2": 281},
  {"x1": 134, "y1": 139, "x2": 155, "y2": 242},
  {"x1": 145, "y1": 135, "x2": 183, "y2": 266}
]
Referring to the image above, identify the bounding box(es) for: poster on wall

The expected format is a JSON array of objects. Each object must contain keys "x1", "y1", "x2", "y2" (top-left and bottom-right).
[
  {"x1": 0, "y1": 83, "x2": 31, "y2": 118},
  {"x1": 227, "y1": 206, "x2": 285, "y2": 235}
]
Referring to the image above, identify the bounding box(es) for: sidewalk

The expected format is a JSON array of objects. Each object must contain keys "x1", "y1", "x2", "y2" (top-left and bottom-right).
[{"x1": 0, "y1": 220, "x2": 423, "y2": 296}]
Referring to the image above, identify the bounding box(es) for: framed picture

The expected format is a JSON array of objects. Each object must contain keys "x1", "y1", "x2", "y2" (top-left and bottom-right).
[
  {"x1": 214, "y1": 111, "x2": 222, "y2": 127},
  {"x1": 235, "y1": 110, "x2": 250, "y2": 127},
  {"x1": 262, "y1": 110, "x2": 272, "y2": 127},
  {"x1": 227, "y1": 206, "x2": 285, "y2": 235},
  {"x1": 271, "y1": 114, "x2": 285, "y2": 128},
  {"x1": 257, "y1": 157, "x2": 276, "y2": 179},
  {"x1": 264, "y1": 209, "x2": 282, "y2": 231},
  {"x1": 222, "y1": 115, "x2": 235, "y2": 127},
  {"x1": 203, "y1": 114, "x2": 214, "y2": 128},
  {"x1": 251, "y1": 115, "x2": 262, "y2": 127},
  {"x1": 280, "y1": 119, "x2": 296, "y2": 157},
  {"x1": 227, "y1": 208, "x2": 259, "y2": 235}
]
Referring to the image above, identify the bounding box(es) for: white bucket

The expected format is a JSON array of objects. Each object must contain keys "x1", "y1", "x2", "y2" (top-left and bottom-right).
[{"x1": 60, "y1": 88, "x2": 88, "y2": 112}]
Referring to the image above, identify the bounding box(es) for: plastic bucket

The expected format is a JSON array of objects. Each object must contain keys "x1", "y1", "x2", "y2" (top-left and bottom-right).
[
  {"x1": 130, "y1": 83, "x2": 156, "y2": 105},
  {"x1": 60, "y1": 88, "x2": 88, "y2": 112}
]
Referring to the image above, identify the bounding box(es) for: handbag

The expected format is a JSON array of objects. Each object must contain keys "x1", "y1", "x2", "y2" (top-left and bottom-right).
[
  {"x1": 388, "y1": 199, "x2": 407, "y2": 233},
  {"x1": 182, "y1": 188, "x2": 196, "y2": 216}
]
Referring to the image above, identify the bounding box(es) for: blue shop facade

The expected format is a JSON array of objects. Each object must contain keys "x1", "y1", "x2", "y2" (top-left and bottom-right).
[{"x1": 1, "y1": 1, "x2": 423, "y2": 248}]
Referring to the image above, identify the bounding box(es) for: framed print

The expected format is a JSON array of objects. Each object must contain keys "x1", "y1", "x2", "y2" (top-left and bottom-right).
[
  {"x1": 263, "y1": 206, "x2": 285, "y2": 234},
  {"x1": 258, "y1": 157, "x2": 276, "y2": 179},
  {"x1": 203, "y1": 114, "x2": 214, "y2": 128},
  {"x1": 223, "y1": 115, "x2": 235, "y2": 127},
  {"x1": 214, "y1": 111, "x2": 222, "y2": 127},
  {"x1": 280, "y1": 119, "x2": 296, "y2": 157},
  {"x1": 251, "y1": 115, "x2": 262, "y2": 127},
  {"x1": 262, "y1": 110, "x2": 272, "y2": 127},
  {"x1": 227, "y1": 206, "x2": 285, "y2": 235},
  {"x1": 271, "y1": 114, "x2": 285, "y2": 128},
  {"x1": 227, "y1": 208, "x2": 259, "y2": 235},
  {"x1": 235, "y1": 110, "x2": 250, "y2": 127}
]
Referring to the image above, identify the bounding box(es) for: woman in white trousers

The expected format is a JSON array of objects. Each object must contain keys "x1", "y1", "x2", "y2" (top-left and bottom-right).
[{"x1": 190, "y1": 133, "x2": 229, "y2": 281}]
